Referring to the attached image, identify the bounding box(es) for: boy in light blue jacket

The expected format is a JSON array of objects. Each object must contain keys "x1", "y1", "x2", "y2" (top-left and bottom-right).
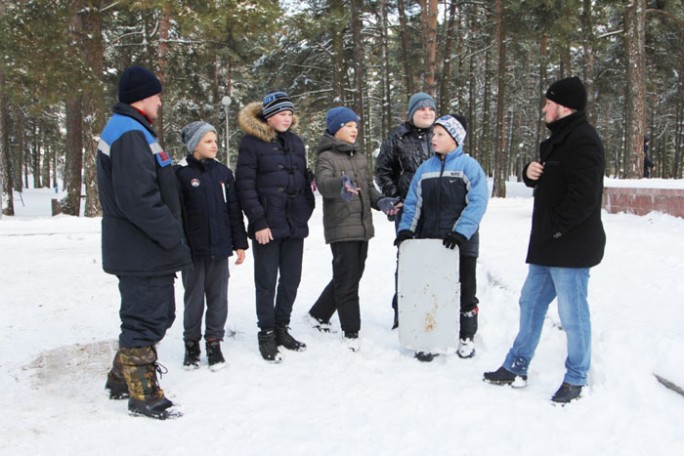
[{"x1": 395, "y1": 114, "x2": 489, "y2": 360}]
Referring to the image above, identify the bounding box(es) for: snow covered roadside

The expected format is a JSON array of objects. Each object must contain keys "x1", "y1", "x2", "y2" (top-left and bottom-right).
[{"x1": 1, "y1": 183, "x2": 683, "y2": 455}]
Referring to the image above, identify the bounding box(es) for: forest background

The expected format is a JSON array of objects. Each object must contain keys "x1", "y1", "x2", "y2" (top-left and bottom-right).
[{"x1": 0, "y1": 0, "x2": 682, "y2": 217}]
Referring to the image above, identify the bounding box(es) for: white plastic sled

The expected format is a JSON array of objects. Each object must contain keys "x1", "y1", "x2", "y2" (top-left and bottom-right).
[{"x1": 397, "y1": 239, "x2": 460, "y2": 354}]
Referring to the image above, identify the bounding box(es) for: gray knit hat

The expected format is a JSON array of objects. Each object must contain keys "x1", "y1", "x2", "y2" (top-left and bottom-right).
[
  {"x1": 407, "y1": 92, "x2": 436, "y2": 121},
  {"x1": 180, "y1": 121, "x2": 217, "y2": 154}
]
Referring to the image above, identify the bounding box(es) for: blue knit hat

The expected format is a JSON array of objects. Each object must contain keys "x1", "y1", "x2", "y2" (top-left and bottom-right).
[
  {"x1": 434, "y1": 114, "x2": 467, "y2": 147},
  {"x1": 118, "y1": 66, "x2": 162, "y2": 104},
  {"x1": 262, "y1": 91, "x2": 295, "y2": 119},
  {"x1": 407, "y1": 92, "x2": 436, "y2": 121},
  {"x1": 326, "y1": 107, "x2": 360, "y2": 135},
  {"x1": 180, "y1": 121, "x2": 217, "y2": 154}
]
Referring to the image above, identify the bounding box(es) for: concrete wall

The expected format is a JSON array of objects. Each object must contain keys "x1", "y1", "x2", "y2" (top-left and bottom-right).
[{"x1": 603, "y1": 187, "x2": 684, "y2": 218}]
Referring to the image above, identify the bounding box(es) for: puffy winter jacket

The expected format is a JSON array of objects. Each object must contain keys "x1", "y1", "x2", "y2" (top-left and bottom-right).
[
  {"x1": 235, "y1": 102, "x2": 315, "y2": 240},
  {"x1": 315, "y1": 133, "x2": 383, "y2": 244},
  {"x1": 175, "y1": 155, "x2": 248, "y2": 258},
  {"x1": 399, "y1": 145, "x2": 489, "y2": 257},
  {"x1": 374, "y1": 122, "x2": 433, "y2": 199},
  {"x1": 523, "y1": 111, "x2": 606, "y2": 268},
  {"x1": 97, "y1": 102, "x2": 191, "y2": 276}
]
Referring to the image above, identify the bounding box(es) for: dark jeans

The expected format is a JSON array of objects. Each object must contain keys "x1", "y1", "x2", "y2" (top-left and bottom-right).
[
  {"x1": 252, "y1": 238, "x2": 304, "y2": 329},
  {"x1": 118, "y1": 274, "x2": 176, "y2": 348},
  {"x1": 181, "y1": 256, "x2": 229, "y2": 341},
  {"x1": 309, "y1": 241, "x2": 368, "y2": 333}
]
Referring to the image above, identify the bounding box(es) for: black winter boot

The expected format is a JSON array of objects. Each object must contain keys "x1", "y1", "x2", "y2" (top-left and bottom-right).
[
  {"x1": 551, "y1": 382, "x2": 583, "y2": 404},
  {"x1": 483, "y1": 366, "x2": 528, "y2": 387},
  {"x1": 206, "y1": 339, "x2": 226, "y2": 371},
  {"x1": 258, "y1": 329, "x2": 282, "y2": 363},
  {"x1": 275, "y1": 326, "x2": 307, "y2": 352},
  {"x1": 457, "y1": 307, "x2": 479, "y2": 358},
  {"x1": 183, "y1": 339, "x2": 201, "y2": 370},
  {"x1": 105, "y1": 349, "x2": 130, "y2": 399},
  {"x1": 120, "y1": 346, "x2": 181, "y2": 420}
]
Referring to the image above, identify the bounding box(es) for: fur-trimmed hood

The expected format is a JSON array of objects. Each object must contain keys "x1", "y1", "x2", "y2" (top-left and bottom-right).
[{"x1": 238, "y1": 101, "x2": 299, "y2": 143}]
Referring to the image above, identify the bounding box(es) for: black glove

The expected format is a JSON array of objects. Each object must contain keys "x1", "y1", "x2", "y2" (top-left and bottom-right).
[
  {"x1": 443, "y1": 231, "x2": 467, "y2": 250},
  {"x1": 394, "y1": 230, "x2": 414, "y2": 247}
]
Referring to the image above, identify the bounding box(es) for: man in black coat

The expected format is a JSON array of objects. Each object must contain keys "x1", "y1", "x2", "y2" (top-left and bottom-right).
[
  {"x1": 484, "y1": 77, "x2": 606, "y2": 404},
  {"x1": 98, "y1": 66, "x2": 191, "y2": 419}
]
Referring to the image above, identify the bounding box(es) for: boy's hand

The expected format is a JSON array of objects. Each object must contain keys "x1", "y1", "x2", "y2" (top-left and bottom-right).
[{"x1": 443, "y1": 231, "x2": 467, "y2": 250}]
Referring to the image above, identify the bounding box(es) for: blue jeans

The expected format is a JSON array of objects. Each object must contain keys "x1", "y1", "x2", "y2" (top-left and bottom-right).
[{"x1": 503, "y1": 264, "x2": 591, "y2": 386}]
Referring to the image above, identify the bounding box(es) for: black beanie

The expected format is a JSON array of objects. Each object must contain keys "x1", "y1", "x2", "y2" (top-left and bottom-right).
[
  {"x1": 545, "y1": 76, "x2": 587, "y2": 111},
  {"x1": 118, "y1": 66, "x2": 162, "y2": 104}
]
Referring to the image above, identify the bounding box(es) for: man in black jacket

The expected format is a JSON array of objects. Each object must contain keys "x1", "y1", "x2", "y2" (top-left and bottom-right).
[
  {"x1": 483, "y1": 77, "x2": 606, "y2": 404},
  {"x1": 98, "y1": 66, "x2": 191, "y2": 419},
  {"x1": 374, "y1": 92, "x2": 436, "y2": 329}
]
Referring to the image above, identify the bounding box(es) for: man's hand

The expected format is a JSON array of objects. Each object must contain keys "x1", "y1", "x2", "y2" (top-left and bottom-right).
[{"x1": 526, "y1": 161, "x2": 544, "y2": 181}]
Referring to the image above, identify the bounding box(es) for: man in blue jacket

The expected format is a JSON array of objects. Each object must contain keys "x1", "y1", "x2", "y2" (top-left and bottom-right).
[{"x1": 98, "y1": 66, "x2": 191, "y2": 419}]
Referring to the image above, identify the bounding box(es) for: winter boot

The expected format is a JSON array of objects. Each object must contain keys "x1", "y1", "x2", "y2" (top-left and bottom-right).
[
  {"x1": 304, "y1": 313, "x2": 335, "y2": 333},
  {"x1": 414, "y1": 351, "x2": 437, "y2": 362},
  {"x1": 483, "y1": 366, "x2": 528, "y2": 388},
  {"x1": 119, "y1": 346, "x2": 180, "y2": 420},
  {"x1": 105, "y1": 349, "x2": 130, "y2": 400},
  {"x1": 258, "y1": 329, "x2": 282, "y2": 363},
  {"x1": 183, "y1": 339, "x2": 201, "y2": 370},
  {"x1": 206, "y1": 339, "x2": 226, "y2": 371},
  {"x1": 457, "y1": 307, "x2": 479, "y2": 359},
  {"x1": 551, "y1": 382, "x2": 583, "y2": 404},
  {"x1": 275, "y1": 326, "x2": 307, "y2": 351},
  {"x1": 343, "y1": 331, "x2": 360, "y2": 352}
]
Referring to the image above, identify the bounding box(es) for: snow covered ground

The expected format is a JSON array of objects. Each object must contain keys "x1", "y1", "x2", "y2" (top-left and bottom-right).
[{"x1": 1, "y1": 180, "x2": 683, "y2": 455}]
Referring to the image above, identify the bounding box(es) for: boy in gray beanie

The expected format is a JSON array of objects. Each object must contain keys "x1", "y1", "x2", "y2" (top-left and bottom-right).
[
  {"x1": 175, "y1": 120, "x2": 248, "y2": 372},
  {"x1": 374, "y1": 92, "x2": 437, "y2": 329}
]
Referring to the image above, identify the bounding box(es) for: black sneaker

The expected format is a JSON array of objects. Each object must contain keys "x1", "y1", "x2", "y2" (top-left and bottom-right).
[
  {"x1": 551, "y1": 382, "x2": 583, "y2": 404},
  {"x1": 206, "y1": 339, "x2": 226, "y2": 371},
  {"x1": 483, "y1": 366, "x2": 528, "y2": 387},
  {"x1": 275, "y1": 326, "x2": 307, "y2": 352},
  {"x1": 258, "y1": 329, "x2": 282, "y2": 363},
  {"x1": 128, "y1": 396, "x2": 181, "y2": 420},
  {"x1": 183, "y1": 339, "x2": 201, "y2": 370},
  {"x1": 414, "y1": 351, "x2": 437, "y2": 362}
]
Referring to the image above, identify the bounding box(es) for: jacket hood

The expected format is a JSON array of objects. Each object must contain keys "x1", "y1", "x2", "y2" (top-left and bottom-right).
[
  {"x1": 238, "y1": 101, "x2": 299, "y2": 143},
  {"x1": 315, "y1": 132, "x2": 358, "y2": 156}
]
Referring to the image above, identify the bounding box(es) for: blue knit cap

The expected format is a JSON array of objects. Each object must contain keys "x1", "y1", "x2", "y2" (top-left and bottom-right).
[
  {"x1": 434, "y1": 115, "x2": 467, "y2": 146},
  {"x1": 262, "y1": 91, "x2": 295, "y2": 119},
  {"x1": 326, "y1": 107, "x2": 360, "y2": 135},
  {"x1": 407, "y1": 92, "x2": 436, "y2": 121},
  {"x1": 180, "y1": 121, "x2": 217, "y2": 153}
]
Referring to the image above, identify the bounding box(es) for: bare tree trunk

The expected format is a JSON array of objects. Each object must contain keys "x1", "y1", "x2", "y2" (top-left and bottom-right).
[
  {"x1": 492, "y1": 0, "x2": 507, "y2": 198},
  {"x1": 468, "y1": 3, "x2": 480, "y2": 159},
  {"x1": 439, "y1": 0, "x2": 459, "y2": 113},
  {"x1": 624, "y1": 0, "x2": 647, "y2": 179},
  {"x1": 379, "y1": 0, "x2": 392, "y2": 137},
  {"x1": 331, "y1": 0, "x2": 345, "y2": 103},
  {"x1": 536, "y1": 34, "x2": 548, "y2": 155},
  {"x1": 16, "y1": 110, "x2": 24, "y2": 191},
  {"x1": 397, "y1": 0, "x2": 414, "y2": 97},
  {"x1": 82, "y1": 2, "x2": 104, "y2": 217},
  {"x1": 420, "y1": 0, "x2": 438, "y2": 96},
  {"x1": 62, "y1": 4, "x2": 84, "y2": 216},
  {"x1": 156, "y1": 4, "x2": 171, "y2": 149},
  {"x1": 351, "y1": 0, "x2": 366, "y2": 155},
  {"x1": 582, "y1": 0, "x2": 596, "y2": 123},
  {"x1": 0, "y1": 65, "x2": 13, "y2": 216}
]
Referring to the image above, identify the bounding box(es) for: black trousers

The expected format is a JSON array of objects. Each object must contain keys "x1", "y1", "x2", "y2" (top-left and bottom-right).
[
  {"x1": 309, "y1": 241, "x2": 368, "y2": 334},
  {"x1": 118, "y1": 274, "x2": 176, "y2": 348},
  {"x1": 252, "y1": 238, "x2": 304, "y2": 329}
]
